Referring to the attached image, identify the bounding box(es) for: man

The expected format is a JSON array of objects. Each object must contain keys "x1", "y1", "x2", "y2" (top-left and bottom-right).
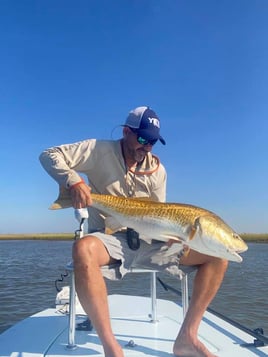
[{"x1": 40, "y1": 106, "x2": 228, "y2": 357}]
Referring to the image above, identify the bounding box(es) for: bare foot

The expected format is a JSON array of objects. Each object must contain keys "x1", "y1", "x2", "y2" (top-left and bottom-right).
[{"x1": 173, "y1": 334, "x2": 217, "y2": 357}]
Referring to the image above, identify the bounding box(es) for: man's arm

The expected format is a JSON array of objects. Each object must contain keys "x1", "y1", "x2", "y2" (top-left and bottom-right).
[{"x1": 39, "y1": 140, "x2": 97, "y2": 208}]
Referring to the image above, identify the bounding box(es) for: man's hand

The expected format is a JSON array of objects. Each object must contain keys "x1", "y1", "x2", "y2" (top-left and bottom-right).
[{"x1": 70, "y1": 182, "x2": 92, "y2": 209}]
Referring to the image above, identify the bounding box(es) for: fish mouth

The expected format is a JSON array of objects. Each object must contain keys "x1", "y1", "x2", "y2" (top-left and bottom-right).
[
  {"x1": 229, "y1": 246, "x2": 248, "y2": 256},
  {"x1": 229, "y1": 252, "x2": 243, "y2": 262},
  {"x1": 232, "y1": 233, "x2": 248, "y2": 253},
  {"x1": 237, "y1": 246, "x2": 248, "y2": 253}
]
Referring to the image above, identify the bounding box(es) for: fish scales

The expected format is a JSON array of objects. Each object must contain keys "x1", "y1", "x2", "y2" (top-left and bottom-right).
[
  {"x1": 91, "y1": 193, "x2": 214, "y2": 226},
  {"x1": 90, "y1": 193, "x2": 248, "y2": 262},
  {"x1": 50, "y1": 189, "x2": 248, "y2": 262}
]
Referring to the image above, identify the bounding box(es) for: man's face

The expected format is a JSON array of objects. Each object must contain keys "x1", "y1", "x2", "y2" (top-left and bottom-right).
[{"x1": 124, "y1": 128, "x2": 154, "y2": 163}]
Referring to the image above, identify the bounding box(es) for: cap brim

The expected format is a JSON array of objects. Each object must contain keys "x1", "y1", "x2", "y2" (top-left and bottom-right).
[
  {"x1": 159, "y1": 136, "x2": 166, "y2": 145},
  {"x1": 137, "y1": 128, "x2": 166, "y2": 145}
]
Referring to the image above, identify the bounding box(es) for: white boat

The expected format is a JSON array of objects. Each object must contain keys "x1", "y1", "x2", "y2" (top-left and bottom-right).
[
  {"x1": 0, "y1": 271, "x2": 267, "y2": 357},
  {"x1": 1, "y1": 214, "x2": 267, "y2": 357}
]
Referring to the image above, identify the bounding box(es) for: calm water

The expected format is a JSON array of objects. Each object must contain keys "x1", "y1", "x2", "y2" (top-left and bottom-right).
[{"x1": 0, "y1": 240, "x2": 267, "y2": 336}]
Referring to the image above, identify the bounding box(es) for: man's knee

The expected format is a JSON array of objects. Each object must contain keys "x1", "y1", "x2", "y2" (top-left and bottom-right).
[
  {"x1": 72, "y1": 235, "x2": 112, "y2": 267},
  {"x1": 72, "y1": 235, "x2": 100, "y2": 262},
  {"x1": 200, "y1": 255, "x2": 229, "y2": 275}
]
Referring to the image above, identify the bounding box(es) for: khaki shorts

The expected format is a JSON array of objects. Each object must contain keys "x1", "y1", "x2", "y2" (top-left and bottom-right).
[{"x1": 90, "y1": 231, "x2": 196, "y2": 280}]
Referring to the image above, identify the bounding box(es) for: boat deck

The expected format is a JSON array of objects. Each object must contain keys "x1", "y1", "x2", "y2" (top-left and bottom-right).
[{"x1": 0, "y1": 294, "x2": 267, "y2": 357}]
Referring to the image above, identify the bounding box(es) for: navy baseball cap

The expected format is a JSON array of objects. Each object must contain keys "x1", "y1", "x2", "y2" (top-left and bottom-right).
[{"x1": 124, "y1": 106, "x2": 166, "y2": 145}]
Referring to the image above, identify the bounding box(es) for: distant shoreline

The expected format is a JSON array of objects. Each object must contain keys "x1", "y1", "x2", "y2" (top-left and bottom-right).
[
  {"x1": 0, "y1": 233, "x2": 73, "y2": 240},
  {"x1": 0, "y1": 233, "x2": 268, "y2": 243}
]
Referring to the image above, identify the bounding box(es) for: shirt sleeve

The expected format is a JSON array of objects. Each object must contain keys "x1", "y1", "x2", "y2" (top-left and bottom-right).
[{"x1": 39, "y1": 139, "x2": 97, "y2": 188}]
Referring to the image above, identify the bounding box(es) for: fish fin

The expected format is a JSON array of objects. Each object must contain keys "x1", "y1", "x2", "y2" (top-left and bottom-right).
[
  {"x1": 158, "y1": 234, "x2": 184, "y2": 243},
  {"x1": 105, "y1": 227, "x2": 115, "y2": 235},
  {"x1": 182, "y1": 246, "x2": 191, "y2": 257},
  {"x1": 104, "y1": 216, "x2": 125, "y2": 235},
  {"x1": 189, "y1": 226, "x2": 197, "y2": 240},
  {"x1": 50, "y1": 185, "x2": 73, "y2": 210}
]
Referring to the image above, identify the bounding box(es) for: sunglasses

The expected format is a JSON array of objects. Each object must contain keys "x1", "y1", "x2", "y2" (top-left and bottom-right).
[{"x1": 130, "y1": 129, "x2": 158, "y2": 146}]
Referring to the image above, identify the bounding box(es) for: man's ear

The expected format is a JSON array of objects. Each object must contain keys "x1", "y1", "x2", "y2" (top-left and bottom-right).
[{"x1": 123, "y1": 126, "x2": 131, "y2": 137}]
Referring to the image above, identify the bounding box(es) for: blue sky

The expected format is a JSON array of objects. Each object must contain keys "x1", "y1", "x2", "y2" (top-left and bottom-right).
[{"x1": 0, "y1": 0, "x2": 267, "y2": 234}]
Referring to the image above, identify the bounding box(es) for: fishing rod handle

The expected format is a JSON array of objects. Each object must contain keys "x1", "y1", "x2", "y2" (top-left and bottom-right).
[{"x1": 74, "y1": 208, "x2": 89, "y2": 222}]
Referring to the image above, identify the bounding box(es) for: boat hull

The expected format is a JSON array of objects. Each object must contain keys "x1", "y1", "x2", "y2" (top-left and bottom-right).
[{"x1": 0, "y1": 294, "x2": 267, "y2": 356}]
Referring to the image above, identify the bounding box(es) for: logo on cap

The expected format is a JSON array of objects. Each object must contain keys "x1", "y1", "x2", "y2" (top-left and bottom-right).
[{"x1": 147, "y1": 117, "x2": 160, "y2": 128}]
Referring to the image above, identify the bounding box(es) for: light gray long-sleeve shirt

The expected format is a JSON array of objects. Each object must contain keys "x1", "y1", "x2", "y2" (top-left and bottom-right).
[{"x1": 40, "y1": 139, "x2": 167, "y2": 231}]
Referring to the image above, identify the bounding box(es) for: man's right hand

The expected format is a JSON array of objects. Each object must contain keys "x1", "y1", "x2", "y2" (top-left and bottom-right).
[{"x1": 70, "y1": 182, "x2": 92, "y2": 209}]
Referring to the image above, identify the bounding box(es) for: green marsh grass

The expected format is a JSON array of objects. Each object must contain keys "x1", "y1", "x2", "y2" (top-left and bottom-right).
[
  {"x1": 0, "y1": 233, "x2": 268, "y2": 242},
  {"x1": 0, "y1": 233, "x2": 73, "y2": 240}
]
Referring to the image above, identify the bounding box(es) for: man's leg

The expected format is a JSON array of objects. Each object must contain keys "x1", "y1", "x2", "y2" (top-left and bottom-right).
[
  {"x1": 72, "y1": 235, "x2": 124, "y2": 357},
  {"x1": 173, "y1": 250, "x2": 228, "y2": 357}
]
